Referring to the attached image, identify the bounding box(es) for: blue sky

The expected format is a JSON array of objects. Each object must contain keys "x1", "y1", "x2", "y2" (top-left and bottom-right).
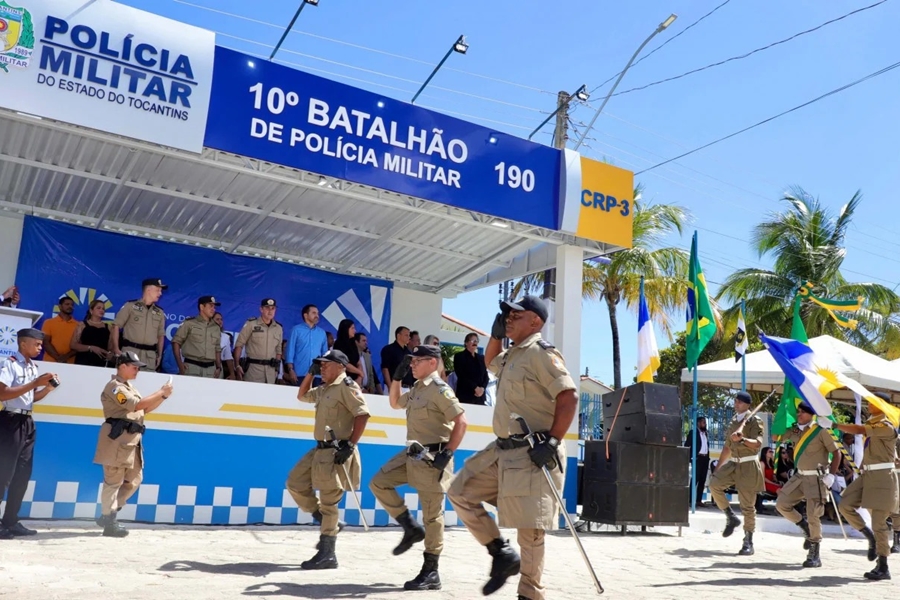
[{"x1": 120, "y1": 0, "x2": 900, "y2": 386}]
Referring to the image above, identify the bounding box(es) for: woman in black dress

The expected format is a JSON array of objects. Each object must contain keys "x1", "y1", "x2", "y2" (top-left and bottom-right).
[
  {"x1": 332, "y1": 319, "x2": 364, "y2": 384},
  {"x1": 453, "y1": 333, "x2": 489, "y2": 405},
  {"x1": 71, "y1": 299, "x2": 113, "y2": 367}
]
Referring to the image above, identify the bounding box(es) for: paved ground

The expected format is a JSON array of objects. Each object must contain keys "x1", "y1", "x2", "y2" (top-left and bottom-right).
[{"x1": 0, "y1": 510, "x2": 896, "y2": 599}]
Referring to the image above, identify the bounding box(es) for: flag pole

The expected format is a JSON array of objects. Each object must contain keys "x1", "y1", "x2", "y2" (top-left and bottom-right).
[
  {"x1": 740, "y1": 299, "x2": 747, "y2": 392},
  {"x1": 691, "y1": 365, "x2": 698, "y2": 514}
]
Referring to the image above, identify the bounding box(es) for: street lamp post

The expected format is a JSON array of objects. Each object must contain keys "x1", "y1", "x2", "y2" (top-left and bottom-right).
[
  {"x1": 269, "y1": 0, "x2": 320, "y2": 61},
  {"x1": 411, "y1": 35, "x2": 468, "y2": 105},
  {"x1": 527, "y1": 85, "x2": 589, "y2": 141},
  {"x1": 573, "y1": 14, "x2": 677, "y2": 150}
]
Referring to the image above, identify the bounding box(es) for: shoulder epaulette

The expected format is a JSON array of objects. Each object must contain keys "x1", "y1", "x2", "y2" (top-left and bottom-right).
[
  {"x1": 247, "y1": 317, "x2": 258, "y2": 322},
  {"x1": 126, "y1": 299, "x2": 139, "y2": 304},
  {"x1": 274, "y1": 320, "x2": 283, "y2": 327},
  {"x1": 152, "y1": 304, "x2": 164, "y2": 313},
  {"x1": 344, "y1": 376, "x2": 355, "y2": 386},
  {"x1": 537, "y1": 339, "x2": 555, "y2": 350}
]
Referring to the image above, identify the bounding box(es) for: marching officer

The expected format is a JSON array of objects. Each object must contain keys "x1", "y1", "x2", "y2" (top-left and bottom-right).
[
  {"x1": 172, "y1": 296, "x2": 222, "y2": 378},
  {"x1": 775, "y1": 401, "x2": 842, "y2": 567},
  {"x1": 286, "y1": 349, "x2": 369, "y2": 570},
  {"x1": 371, "y1": 344, "x2": 467, "y2": 591},
  {"x1": 234, "y1": 298, "x2": 283, "y2": 384},
  {"x1": 829, "y1": 392, "x2": 900, "y2": 580},
  {"x1": 94, "y1": 352, "x2": 173, "y2": 537},
  {"x1": 892, "y1": 433, "x2": 900, "y2": 553},
  {"x1": 709, "y1": 391, "x2": 764, "y2": 555},
  {"x1": 0, "y1": 328, "x2": 59, "y2": 538},
  {"x1": 111, "y1": 278, "x2": 167, "y2": 371},
  {"x1": 448, "y1": 296, "x2": 577, "y2": 600}
]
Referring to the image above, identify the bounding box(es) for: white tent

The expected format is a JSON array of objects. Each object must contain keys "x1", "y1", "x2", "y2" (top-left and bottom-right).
[{"x1": 681, "y1": 335, "x2": 900, "y2": 403}]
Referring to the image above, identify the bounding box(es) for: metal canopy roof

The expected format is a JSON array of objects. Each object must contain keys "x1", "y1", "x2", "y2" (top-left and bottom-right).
[{"x1": 0, "y1": 110, "x2": 614, "y2": 296}]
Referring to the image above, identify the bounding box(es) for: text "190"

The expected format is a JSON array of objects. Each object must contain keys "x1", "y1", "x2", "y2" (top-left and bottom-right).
[{"x1": 494, "y1": 162, "x2": 535, "y2": 192}]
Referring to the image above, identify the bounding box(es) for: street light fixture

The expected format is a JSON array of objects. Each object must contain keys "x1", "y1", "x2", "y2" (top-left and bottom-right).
[
  {"x1": 411, "y1": 35, "x2": 468, "y2": 104},
  {"x1": 269, "y1": 0, "x2": 319, "y2": 61},
  {"x1": 573, "y1": 13, "x2": 677, "y2": 150},
  {"x1": 527, "y1": 84, "x2": 590, "y2": 141}
]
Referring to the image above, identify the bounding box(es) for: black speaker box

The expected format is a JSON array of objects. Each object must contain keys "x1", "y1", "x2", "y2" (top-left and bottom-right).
[
  {"x1": 603, "y1": 412, "x2": 682, "y2": 446},
  {"x1": 580, "y1": 481, "x2": 689, "y2": 525},
  {"x1": 602, "y1": 382, "x2": 680, "y2": 420},
  {"x1": 582, "y1": 441, "x2": 689, "y2": 486}
]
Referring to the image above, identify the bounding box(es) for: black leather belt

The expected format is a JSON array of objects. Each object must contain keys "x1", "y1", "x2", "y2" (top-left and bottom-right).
[
  {"x1": 247, "y1": 358, "x2": 279, "y2": 367},
  {"x1": 496, "y1": 436, "x2": 531, "y2": 450},
  {"x1": 123, "y1": 339, "x2": 156, "y2": 352},
  {"x1": 184, "y1": 358, "x2": 215, "y2": 368},
  {"x1": 316, "y1": 440, "x2": 338, "y2": 449},
  {"x1": 422, "y1": 442, "x2": 446, "y2": 452}
]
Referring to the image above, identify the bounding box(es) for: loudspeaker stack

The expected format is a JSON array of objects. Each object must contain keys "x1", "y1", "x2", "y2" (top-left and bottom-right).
[{"x1": 580, "y1": 382, "x2": 690, "y2": 527}]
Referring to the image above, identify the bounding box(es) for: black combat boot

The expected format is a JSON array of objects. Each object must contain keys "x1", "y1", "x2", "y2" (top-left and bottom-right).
[
  {"x1": 722, "y1": 507, "x2": 741, "y2": 538},
  {"x1": 403, "y1": 552, "x2": 441, "y2": 591},
  {"x1": 482, "y1": 537, "x2": 521, "y2": 596},
  {"x1": 865, "y1": 556, "x2": 891, "y2": 580},
  {"x1": 312, "y1": 509, "x2": 345, "y2": 549},
  {"x1": 802, "y1": 542, "x2": 821, "y2": 568},
  {"x1": 102, "y1": 519, "x2": 128, "y2": 538},
  {"x1": 738, "y1": 531, "x2": 754, "y2": 556},
  {"x1": 861, "y1": 527, "x2": 877, "y2": 561},
  {"x1": 301, "y1": 534, "x2": 338, "y2": 570},
  {"x1": 393, "y1": 510, "x2": 426, "y2": 556},
  {"x1": 892, "y1": 531, "x2": 900, "y2": 554},
  {"x1": 796, "y1": 517, "x2": 811, "y2": 550}
]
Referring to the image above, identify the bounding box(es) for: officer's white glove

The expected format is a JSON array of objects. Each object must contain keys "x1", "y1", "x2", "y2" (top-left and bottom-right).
[
  {"x1": 817, "y1": 416, "x2": 834, "y2": 429},
  {"x1": 822, "y1": 473, "x2": 835, "y2": 488}
]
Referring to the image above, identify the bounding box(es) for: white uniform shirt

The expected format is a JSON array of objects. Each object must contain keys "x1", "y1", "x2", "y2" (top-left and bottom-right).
[{"x1": 0, "y1": 352, "x2": 39, "y2": 410}]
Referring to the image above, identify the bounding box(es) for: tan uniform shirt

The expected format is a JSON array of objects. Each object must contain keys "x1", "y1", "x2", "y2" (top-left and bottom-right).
[
  {"x1": 235, "y1": 317, "x2": 283, "y2": 360},
  {"x1": 398, "y1": 371, "x2": 464, "y2": 445},
  {"x1": 114, "y1": 300, "x2": 166, "y2": 346},
  {"x1": 488, "y1": 333, "x2": 576, "y2": 437},
  {"x1": 725, "y1": 413, "x2": 764, "y2": 459},
  {"x1": 93, "y1": 376, "x2": 145, "y2": 468},
  {"x1": 783, "y1": 423, "x2": 839, "y2": 471},
  {"x1": 859, "y1": 414, "x2": 900, "y2": 511},
  {"x1": 172, "y1": 315, "x2": 222, "y2": 361},
  {"x1": 300, "y1": 375, "x2": 370, "y2": 442}
]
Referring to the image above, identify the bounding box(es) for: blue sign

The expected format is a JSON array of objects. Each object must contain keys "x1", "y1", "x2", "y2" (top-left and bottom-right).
[
  {"x1": 15, "y1": 217, "x2": 392, "y2": 369},
  {"x1": 204, "y1": 47, "x2": 560, "y2": 230}
]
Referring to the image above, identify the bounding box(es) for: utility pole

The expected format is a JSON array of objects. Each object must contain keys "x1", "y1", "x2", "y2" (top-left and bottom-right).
[{"x1": 541, "y1": 91, "x2": 570, "y2": 303}]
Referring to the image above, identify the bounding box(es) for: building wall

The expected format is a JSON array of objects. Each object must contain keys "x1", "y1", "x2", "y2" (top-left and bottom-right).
[
  {"x1": 389, "y1": 287, "x2": 442, "y2": 343},
  {"x1": 0, "y1": 213, "x2": 23, "y2": 288}
]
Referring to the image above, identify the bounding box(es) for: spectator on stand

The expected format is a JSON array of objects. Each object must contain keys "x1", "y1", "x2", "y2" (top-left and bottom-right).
[
  {"x1": 70, "y1": 300, "x2": 112, "y2": 367},
  {"x1": 453, "y1": 333, "x2": 488, "y2": 406},
  {"x1": 355, "y1": 332, "x2": 382, "y2": 394},
  {"x1": 326, "y1": 331, "x2": 335, "y2": 350},
  {"x1": 381, "y1": 326, "x2": 413, "y2": 392},
  {"x1": 333, "y1": 319, "x2": 364, "y2": 384},
  {"x1": 423, "y1": 334, "x2": 447, "y2": 380},
  {"x1": 685, "y1": 416, "x2": 711, "y2": 507},
  {"x1": 284, "y1": 304, "x2": 328, "y2": 384},
  {"x1": 1, "y1": 286, "x2": 19, "y2": 307},
  {"x1": 213, "y1": 312, "x2": 235, "y2": 379},
  {"x1": 41, "y1": 296, "x2": 78, "y2": 364},
  {"x1": 407, "y1": 331, "x2": 420, "y2": 353}
]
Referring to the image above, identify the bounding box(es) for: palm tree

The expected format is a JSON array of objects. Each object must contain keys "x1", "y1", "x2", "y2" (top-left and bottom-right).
[
  {"x1": 717, "y1": 188, "x2": 900, "y2": 352},
  {"x1": 512, "y1": 187, "x2": 690, "y2": 389}
]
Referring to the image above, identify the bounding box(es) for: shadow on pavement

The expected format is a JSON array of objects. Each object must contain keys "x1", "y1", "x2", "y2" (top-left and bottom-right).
[
  {"x1": 651, "y1": 575, "x2": 859, "y2": 588},
  {"x1": 159, "y1": 561, "x2": 305, "y2": 577},
  {"x1": 243, "y1": 582, "x2": 404, "y2": 598}
]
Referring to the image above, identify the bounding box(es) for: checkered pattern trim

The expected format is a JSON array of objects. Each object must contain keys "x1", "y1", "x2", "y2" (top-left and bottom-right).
[{"x1": 0, "y1": 481, "x2": 485, "y2": 527}]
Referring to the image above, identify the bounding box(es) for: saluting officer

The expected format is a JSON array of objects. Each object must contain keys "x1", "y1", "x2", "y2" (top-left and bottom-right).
[
  {"x1": 286, "y1": 349, "x2": 369, "y2": 570},
  {"x1": 0, "y1": 329, "x2": 59, "y2": 539},
  {"x1": 448, "y1": 296, "x2": 577, "y2": 600},
  {"x1": 234, "y1": 298, "x2": 283, "y2": 384},
  {"x1": 829, "y1": 392, "x2": 900, "y2": 580},
  {"x1": 172, "y1": 296, "x2": 223, "y2": 378},
  {"x1": 775, "y1": 401, "x2": 842, "y2": 568},
  {"x1": 371, "y1": 344, "x2": 467, "y2": 591},
  {"x1": 709, "y1": 391, "x2": 764, "y2": 555},
  {"x1": 94, "y1": 352, "x2": 173, "y2": 537},
  {"x1": 111, "y1": 278, "x2": 167, "y2": 371}
]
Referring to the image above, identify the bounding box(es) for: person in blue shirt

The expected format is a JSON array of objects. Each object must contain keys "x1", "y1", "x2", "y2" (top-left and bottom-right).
[{"x1": 284, "y1": 304, "x2": 329, "y2": 384}]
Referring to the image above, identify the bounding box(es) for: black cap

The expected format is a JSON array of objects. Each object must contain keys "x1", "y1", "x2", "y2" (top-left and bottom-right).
[
  {"x1": 797, "y1": 401, "x2": 815, "y2": 415},
  {"x1": 410, "y1": 345, "x2": 441, "y2": 359},
  {"x1": 142, "y1": 278, "x2": 168, "y2": 290},
  {"x1": 58, "y1": 295, "x2": 73, "y2": 303},
  {"x1": 116, "y1": 351, "x2": 147, "y2": 368},
  {"x1": 501, "y1": 295, "x2": 549, "y2": 322},
  {"x1": 313, "y1": 349, "x2": 349, "y2": 367},
  {"x1": 198, "y1": 295, "x2": 221, "y2": 306},
  {"x1": 874, "y1": 392, "x2": 892, "y2": 402},
  {"x1": 260, "y1": 298, "x2": 277, "y2": 307},
  {"x1": 735, "y1": 391, "x2": 752, "y2": 404},
  {"x1": 16, "y1": 328, "x2": 43, "y2": 341}
]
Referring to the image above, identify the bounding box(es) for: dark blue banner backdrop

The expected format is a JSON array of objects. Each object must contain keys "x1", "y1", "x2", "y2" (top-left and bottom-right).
[
  {"x1": 205, "y1": 47, "x2": 560, "y2": 230},
  {"x1": 15, "y1": 217, "x2": 392, "y2": 369}
]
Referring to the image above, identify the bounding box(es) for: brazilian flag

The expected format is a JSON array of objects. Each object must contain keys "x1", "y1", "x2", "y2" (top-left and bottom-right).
[{"x1": 686, "y1": 232, "x2": 716, "y2": 369}]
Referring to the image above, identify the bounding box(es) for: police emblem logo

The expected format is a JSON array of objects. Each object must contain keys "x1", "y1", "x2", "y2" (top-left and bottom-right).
[
  {"x1": 0, "y1": 2, "x2": 33, "y2": 73},
  {"x1": 114, "y1": 388, "x2": 128, "y2": 405}
]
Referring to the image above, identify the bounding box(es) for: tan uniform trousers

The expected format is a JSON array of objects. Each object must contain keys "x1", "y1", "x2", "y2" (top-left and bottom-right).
[
  {"x1": 123, "y1": 347, "x2": 158, "y2": 372},
  {"x1": 892, "y1": 471, "x2": 900, "y2": 533},
  {"x1": 775, "y1": 474, "x2": 826, "y2": 542},
  {"x1": 184, "y1": 362, "x2": 216, "y2": 378},
  {"x1": 286, "y1": 448, "x2": 345, "y2": 537},
  {"x1": 370, "y1": 453, "x2": 448, "y2": 555},
  {"x1": 840, "y1": 475, "x2": 892, "y2": 557},
  {"x1": 100, "y1": 447, "x2": 143, "y2": 516},
  {"x1": 448, "y1": 456, "x2": 548, "y2": 600},
  {"x1": 710, "y1": 461, "x2": 758, "y2": 533},
  {"x1": 243, "y1": 363, "x2": 277, "y2": 384}
]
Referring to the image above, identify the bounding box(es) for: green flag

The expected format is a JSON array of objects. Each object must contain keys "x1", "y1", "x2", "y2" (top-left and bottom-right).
[
  {"x1": 686, "y1": 231, "x2": 716, "y2": 369},
  {"x1": 771, "y1": 295, "x2": 809, "y2": 437}
]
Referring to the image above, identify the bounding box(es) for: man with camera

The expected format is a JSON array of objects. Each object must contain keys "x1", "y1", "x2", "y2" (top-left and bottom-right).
[
  {"x1": 0, "y1": 328, "x2": 60, "y2": 539},
  {"x1": 234, "y1": 298, "x2": 283, "y2": 384},
  {"x1": 370, "y1": 344, "x2": 467, "y2": 591},
  {"x1": 94, "y1": 352, "x2": 173, "y2": 537}
]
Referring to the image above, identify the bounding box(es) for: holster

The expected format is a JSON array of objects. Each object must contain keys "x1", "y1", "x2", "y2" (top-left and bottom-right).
[{"x1": 105, "y1": 417, "x2": 145, "y2": 440}]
